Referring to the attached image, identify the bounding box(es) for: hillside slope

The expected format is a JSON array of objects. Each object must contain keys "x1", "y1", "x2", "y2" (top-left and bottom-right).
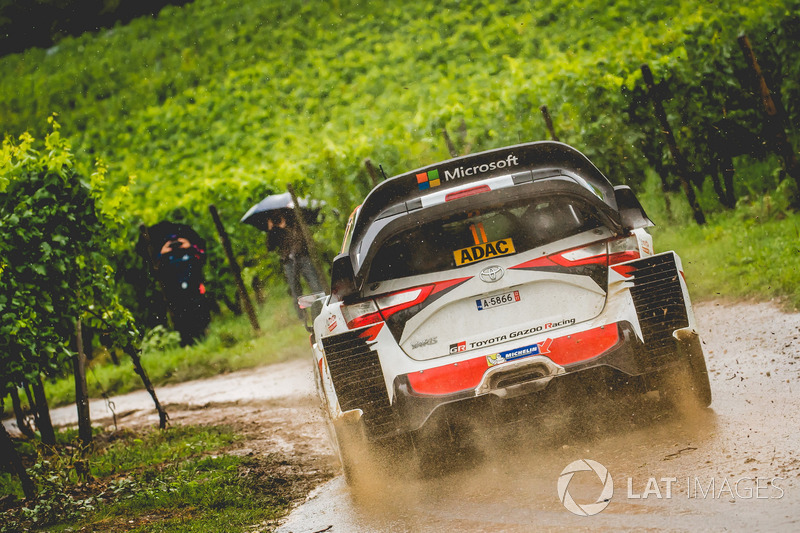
[{"x1": 1, "y1": 0, "x2": 797, "y2": 264}]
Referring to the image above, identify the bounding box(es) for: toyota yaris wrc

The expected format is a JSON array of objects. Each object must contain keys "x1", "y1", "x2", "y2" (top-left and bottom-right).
[{"x1": 304, "y1": 141, "x2": 711, "y2": 479}]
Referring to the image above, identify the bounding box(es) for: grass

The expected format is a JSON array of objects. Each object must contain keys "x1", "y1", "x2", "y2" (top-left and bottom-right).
[
  {"x1": 639, "y1": 170, "x2": 800, "y2": 311},
  {"x1": 90, "y1": 425, "x2": 236, "y2": 477},
  {"x1": 653, "y1": 211, "x2": 800, "y2": 310},
  {"x1": 0, "y1": 424, "x2": 312, "y2": 533},
  {"x1": 43, "y1": 291, "x2": 310, "y2": 408}
]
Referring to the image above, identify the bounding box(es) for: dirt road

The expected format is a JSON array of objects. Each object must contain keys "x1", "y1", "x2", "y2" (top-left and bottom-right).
[
  {"x1": 44, "y1": 354, "x2": 336, "y2": 461},
  {"x1": 277, "y1": 300, "x2": 800, "y2": 533},
  {"x1": 35, "y1": 300, "x2": 800, "y2": 532}
]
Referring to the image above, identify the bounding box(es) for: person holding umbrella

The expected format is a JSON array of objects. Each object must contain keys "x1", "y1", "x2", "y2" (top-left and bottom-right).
[
  {"x1": 241, "y1": 192, "x2": 325, "y2": 319},
  {"x1": 266, "y1": 212, "x2": 324, "y2": 317}
]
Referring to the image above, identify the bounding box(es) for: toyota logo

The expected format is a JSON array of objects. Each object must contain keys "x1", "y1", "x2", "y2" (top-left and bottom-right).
[{"x1": 479, "y1": 265, "x2": 504, "y2": 283}]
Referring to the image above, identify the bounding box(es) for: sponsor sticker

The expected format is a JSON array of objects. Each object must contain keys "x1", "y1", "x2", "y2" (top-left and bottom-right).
[
  {"x1": 449, "y1": 341, "x2": 467, "y2": 354},
  {"x1": 454, "y1": 238, "x2": 516, "y2": 266},
  {"x1": 486, "y1": 353, "x2": 505, "y2": 366},
  {"x1": 457, "y1": 318, "x2": 576, "y2": 354},
  {"x1": 415, "y1": 154, "x2": 521, "y2": 192},
  {"x1": 476, "y1": 290, "x2": 521, "y2": 311},
  {"x1": 411, "y1": 337, "x2": 438, "y2": 350},
  {"x1": 326, "y1": 315, "x2": 337, "y2": 332},
  {"x1": 442, "y1": 154, "x2": 520, "y2": 182},
  {"x1": 416, "y1": 169, "x2": 441, "y2": 190},
  {"x1": 486, "y1": 338, "x2": 552, "y2": 366}
]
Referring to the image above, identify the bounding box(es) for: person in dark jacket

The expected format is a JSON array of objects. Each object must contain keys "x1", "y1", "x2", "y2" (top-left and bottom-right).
[
  {"x1": 267, "y1": 212, "x2": 323, "y2": 318},
  {"x1": 136, "y1": 221, "x2": 211, "y2": 346}
]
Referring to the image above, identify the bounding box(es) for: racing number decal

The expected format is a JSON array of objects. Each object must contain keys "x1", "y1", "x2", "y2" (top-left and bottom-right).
[{"x1": 469, "y1": 223, "x2": 488, "y2": 246}]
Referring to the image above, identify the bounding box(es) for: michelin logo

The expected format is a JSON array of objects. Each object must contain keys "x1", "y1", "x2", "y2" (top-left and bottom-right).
[{"x1": 487, "y1": 338, "x2": 552, "y2": 367}]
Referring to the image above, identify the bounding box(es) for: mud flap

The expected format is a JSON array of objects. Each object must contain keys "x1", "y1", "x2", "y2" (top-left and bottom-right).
[
  {"x1": 332, "y1": 412, "x2": 370, "y2": 486},
  {"x1": 675, "y1": 330, "x2": 712, "y2": 408},
  {"x1": 651, "y1": 330, "x2": 712, "y2": 409}
]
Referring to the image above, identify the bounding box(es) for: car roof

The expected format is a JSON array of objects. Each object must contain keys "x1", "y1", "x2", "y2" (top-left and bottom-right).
[{"x1": 347, "y1": 142, "x2": 618, "y2": 272}]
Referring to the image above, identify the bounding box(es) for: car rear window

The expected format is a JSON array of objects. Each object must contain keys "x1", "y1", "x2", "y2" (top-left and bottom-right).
[{"x1": 366, "y1": 195, "x2": 605, "y2": 283}]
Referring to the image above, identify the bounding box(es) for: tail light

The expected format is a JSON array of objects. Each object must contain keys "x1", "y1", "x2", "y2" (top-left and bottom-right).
[
  {"x1": 512, "y1": 234, "x2": 641, "y2": 271},
  {"x1": 607, "y1": 234, "x2": 641, "y2": 264},
  {"x1": 555, "y1": 242, "x2": 608, "y2": 266},
  {"x1": 376, "y1": 286, "x2": 435, "y2": 316},
  {"x1": 340, "y1": 277, "x2": 469, "y2": 330},
  {"x1": 445, "y1": 185, "x2": 491, "y2": 202},
  {"x1": 341, "y1": 300, "x2": 382, "y2": 329},
  {"x1": 341, "y1": 286, "x2": 434, "y2": 329},
  {"x1": 557, "y1": 235, "x2": 640, "y2": 266}
]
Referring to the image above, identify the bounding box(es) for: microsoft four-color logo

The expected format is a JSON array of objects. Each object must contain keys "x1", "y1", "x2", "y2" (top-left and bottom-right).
[{"x1": 416, "y1": 169, "x2": 441, "y2": 190}]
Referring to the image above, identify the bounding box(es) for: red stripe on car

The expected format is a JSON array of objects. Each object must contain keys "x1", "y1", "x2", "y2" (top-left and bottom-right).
[
  {"x1": 358, "y1": 323, "x2": 384, "y2": 342},
  {"x1": 406, "y1": 324, "x2": 620, "y2": 395}
]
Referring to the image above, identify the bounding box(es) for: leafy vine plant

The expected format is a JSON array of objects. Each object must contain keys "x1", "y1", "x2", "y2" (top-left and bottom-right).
[{"x1": 0, "y1": 116, "x2": 168, "y2": 499}]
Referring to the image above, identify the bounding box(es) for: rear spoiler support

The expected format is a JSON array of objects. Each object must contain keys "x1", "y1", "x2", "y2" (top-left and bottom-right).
[{"x1": 614, "y1": 186, "x2": 654, "y2": 230}]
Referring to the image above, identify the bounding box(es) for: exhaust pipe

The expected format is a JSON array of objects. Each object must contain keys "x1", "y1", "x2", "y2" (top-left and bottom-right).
[{"x1": 475, "y1": 355, "x2": 565, "y2": 398}]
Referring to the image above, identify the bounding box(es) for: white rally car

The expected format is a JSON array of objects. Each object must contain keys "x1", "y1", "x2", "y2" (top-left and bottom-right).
[{"x1": 303, "y1": 141, "x2": 711, "y2": 479}]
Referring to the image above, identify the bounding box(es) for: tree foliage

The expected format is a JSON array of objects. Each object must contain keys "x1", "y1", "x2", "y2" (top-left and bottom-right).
[{"x1": 0, "y1": 117, "x2": 137, "y2": 396}]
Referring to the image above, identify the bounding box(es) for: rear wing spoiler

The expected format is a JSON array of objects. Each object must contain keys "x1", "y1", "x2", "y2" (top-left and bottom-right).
[
  {"x1": 348, "y1": 142, "x2": 621, "y2": 266},
  {"x1": 329, "y1": 142, "x2": 654, "y2": 299}
]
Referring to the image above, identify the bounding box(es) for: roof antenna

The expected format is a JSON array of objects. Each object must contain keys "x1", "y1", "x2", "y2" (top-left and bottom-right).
[{"x1": 379, "y1": 165, "x2": 389, "y2": 181}]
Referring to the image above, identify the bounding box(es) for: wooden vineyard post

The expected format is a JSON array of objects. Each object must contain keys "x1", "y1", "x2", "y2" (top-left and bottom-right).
[
  {"x1": 738, "y1": 34, "x2": 800, "y2": 204},
  {"x1": 9, "y1": 387, "x2": 34, "y2": 438},
  {"x1": 122, "y1": 344, "x2": 169, "y2": 429},
  {"x1": 209, "y1": 204, "x2": 260, "y2": 333},
  {"x1": 74, "y1": 318, "x2": 92, "y2": 448},
  {"x1": 540, "y1": 105, "x2": 560, "y2": 142},
  {"x1": 31, "y1": 375, "x2": 56, "y2": 445},
  {"x1": 287, "y1": 184, "x2": 329, "y2": 294},
  {"x1": 641, "y1": 64, "x2": 706, "y2": 225},
  {"x1": 458, "y1": 118, "x2": 472, "y2": 155},
  {"x1": 73, "y1": 318, "x2": 91, "y2": 480}
]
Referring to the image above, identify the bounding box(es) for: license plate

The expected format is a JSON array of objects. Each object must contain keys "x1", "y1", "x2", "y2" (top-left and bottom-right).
[{"x1": 476, "y1": 290, "x2": 521, "y2": 311}]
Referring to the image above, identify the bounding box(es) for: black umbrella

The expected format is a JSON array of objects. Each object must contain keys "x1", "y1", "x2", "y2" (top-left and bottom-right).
[
  {"x1": 146, "y1": 221, "x2": 206, "y2": 249},
  {"x1": 136, "y1": 220, "x2": 206, "y2": 260},
  {"x1": 240, "y1": 192, "x2": 322, "y2": 232}
]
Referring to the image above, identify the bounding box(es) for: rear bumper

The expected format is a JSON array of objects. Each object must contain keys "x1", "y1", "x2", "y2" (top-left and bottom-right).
[
  {"x1": 320, "y1": 251, "x2": 696, "y2": 441},
  {"x1": 390, "y1": 320, "x2": 658, "y2": 434}
]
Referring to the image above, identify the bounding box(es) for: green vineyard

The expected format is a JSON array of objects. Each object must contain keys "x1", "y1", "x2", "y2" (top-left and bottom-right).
[{"x1": 2, "y1": 0, "x2": 799, "y2": 323}]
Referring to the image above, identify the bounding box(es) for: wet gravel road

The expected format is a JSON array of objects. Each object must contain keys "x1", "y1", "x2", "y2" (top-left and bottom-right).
[{"x1": 276, "y1": 300, "x2": 800, "y2": 533}]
